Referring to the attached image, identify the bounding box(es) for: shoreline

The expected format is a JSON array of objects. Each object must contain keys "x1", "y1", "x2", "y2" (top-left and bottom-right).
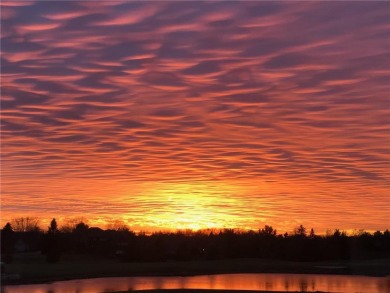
[
  {"x1": 2, "y1": 257, "x2": 390, "y2": 286},
  {"x1": 2, "y1": 287, "x2": 330, "y2": 293}
]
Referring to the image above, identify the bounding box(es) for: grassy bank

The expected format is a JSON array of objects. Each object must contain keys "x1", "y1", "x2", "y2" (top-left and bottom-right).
[{"x1": 3, "y1": 253, "x2": 390, "y2": 285}]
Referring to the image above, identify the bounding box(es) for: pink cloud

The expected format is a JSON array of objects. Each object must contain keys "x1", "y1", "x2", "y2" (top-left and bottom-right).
[{"x1": 1, "y1": 1, "x2": 389, "y2": 233}]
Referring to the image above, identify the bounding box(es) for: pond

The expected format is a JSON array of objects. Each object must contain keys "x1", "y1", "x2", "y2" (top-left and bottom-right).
[{"x1": 3, "y1": 273, "x2": 389, "y2": 293}]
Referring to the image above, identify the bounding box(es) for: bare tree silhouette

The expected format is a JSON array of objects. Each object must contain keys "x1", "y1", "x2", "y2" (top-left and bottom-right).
[{"x1": 294, "y1": 225, "x2": 306, "y2": 237}]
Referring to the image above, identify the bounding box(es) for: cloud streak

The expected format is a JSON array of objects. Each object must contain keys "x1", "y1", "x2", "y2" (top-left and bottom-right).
[{"x1": 1, "y1": 1, "x2": 389, "y2": 232}]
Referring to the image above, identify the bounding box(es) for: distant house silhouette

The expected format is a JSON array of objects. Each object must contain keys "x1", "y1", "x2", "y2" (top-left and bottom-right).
[{"x1": 14, "y1": 239, "x2": 29, "y2": 253}]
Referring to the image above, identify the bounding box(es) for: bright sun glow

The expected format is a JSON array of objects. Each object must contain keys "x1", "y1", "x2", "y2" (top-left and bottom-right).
[{"x1": 137, "y1": 182, "x2": 242, "y2": 231}]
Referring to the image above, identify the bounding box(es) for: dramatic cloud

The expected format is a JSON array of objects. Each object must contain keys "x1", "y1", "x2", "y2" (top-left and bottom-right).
[{"x1": 1, "y1": 1, "x2": 389, "y2": 232}]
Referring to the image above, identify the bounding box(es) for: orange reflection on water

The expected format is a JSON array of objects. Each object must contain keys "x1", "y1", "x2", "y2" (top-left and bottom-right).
[{"x1": 4, "y1": 274, "x2": 389, "y2": 293}]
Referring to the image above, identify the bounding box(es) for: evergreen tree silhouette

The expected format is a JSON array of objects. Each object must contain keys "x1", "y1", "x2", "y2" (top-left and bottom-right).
[{"x1": 45, "y1": 218, "x2": 61, "y2": 263}]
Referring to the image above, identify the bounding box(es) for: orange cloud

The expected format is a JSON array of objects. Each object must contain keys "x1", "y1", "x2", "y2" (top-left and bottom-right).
[{"x1": 1, "y1": 1, "x2": 389, "y2": 233}]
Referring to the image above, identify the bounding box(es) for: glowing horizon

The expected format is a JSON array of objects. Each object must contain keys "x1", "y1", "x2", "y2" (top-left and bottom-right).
[
  {"x1": 1, "y1": 1, "x2": 389, "y2": 234},
  {"x1": 3, "y1": 179, "x2": 388, "y2": 235}
]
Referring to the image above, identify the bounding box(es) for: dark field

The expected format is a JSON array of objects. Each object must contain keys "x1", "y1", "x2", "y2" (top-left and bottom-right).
[{"x1": 3, "y1": 252, "x2": 390, "y2": 285}]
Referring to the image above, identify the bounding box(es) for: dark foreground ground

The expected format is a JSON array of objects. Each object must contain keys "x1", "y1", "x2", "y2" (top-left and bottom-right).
[{"x1": 2, "y1": 253, "x2": 390, "y2": 285}]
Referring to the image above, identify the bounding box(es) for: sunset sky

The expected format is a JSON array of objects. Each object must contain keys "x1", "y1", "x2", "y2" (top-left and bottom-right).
[{"x1": 1, "y1": 1, "x2": 389, "y2": 233}]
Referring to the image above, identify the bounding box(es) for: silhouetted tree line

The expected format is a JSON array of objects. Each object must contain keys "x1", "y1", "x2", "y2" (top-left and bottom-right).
[{"x1": 1, "y1": 219, "x2": 389, "y2": 264}]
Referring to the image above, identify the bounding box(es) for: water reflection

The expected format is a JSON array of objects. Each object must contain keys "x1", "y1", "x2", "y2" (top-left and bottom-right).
[{"x1": 3, "y1": 273, "x2": 389, "y2": 293}]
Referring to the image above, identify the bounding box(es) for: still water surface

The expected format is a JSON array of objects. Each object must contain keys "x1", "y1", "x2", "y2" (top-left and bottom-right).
[{"x1": 3, "y1": 273, "x2": 389, "y2": 293}]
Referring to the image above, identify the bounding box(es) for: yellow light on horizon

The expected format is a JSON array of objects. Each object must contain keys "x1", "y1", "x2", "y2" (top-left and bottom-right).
[{"x1": 132, "y1": 181, "x2": 244, "y2": 231}]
